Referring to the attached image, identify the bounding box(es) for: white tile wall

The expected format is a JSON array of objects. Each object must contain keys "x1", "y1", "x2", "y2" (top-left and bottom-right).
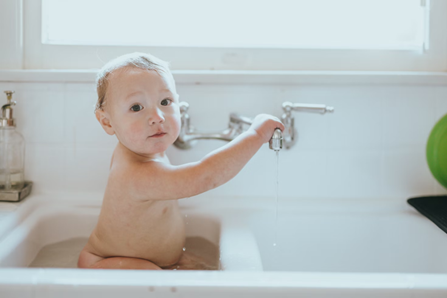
[
  {"x1": 25, "y1": 145, "x2": 66, "y2": 193},
  {"x1": 0, "y1": 81, "x2": 446, "y2": 199},
  {"x1": 13, "y1": 83, "x2": 65, "y2": 144}
]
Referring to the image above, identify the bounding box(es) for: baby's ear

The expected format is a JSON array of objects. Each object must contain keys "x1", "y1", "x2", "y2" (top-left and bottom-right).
[{"x1": 95, "y1": 109, "x2": 115, "y2": 136}]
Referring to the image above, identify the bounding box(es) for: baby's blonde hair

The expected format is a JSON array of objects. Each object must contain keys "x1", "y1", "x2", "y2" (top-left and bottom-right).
[{"x1": 95, "y1": 52, "x2": 176, "y2": 113}]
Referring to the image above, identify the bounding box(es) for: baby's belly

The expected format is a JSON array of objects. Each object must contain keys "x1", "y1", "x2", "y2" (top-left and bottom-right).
[{"x1": 88, "y1": 199, "x2": 186, "y2": 267}]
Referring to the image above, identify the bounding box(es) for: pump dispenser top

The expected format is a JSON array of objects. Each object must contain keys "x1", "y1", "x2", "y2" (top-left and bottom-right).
[{"x1": 1, "y1": 91, "x2": 17, "y2": 128}]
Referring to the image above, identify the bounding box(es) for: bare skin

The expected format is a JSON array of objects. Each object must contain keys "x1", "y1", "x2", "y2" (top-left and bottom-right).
[{"x1": 78, "y1": 66, "x2": 284, "y2": 270}]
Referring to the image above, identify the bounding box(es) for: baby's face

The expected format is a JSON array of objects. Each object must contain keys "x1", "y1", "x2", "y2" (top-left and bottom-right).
[{"x1": 100, "y1": 67, "x2": 181, "y2": 157}]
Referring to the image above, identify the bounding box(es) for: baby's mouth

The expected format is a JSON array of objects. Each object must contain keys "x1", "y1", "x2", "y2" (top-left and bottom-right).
[{"x1": 149, "y1": 132, "x2": 166, "y2": 138}]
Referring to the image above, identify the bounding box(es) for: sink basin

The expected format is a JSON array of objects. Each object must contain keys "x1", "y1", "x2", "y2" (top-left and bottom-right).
[
  {"x1": 0, "y1": 197, "x2": 262, "y2": 271},
  {"x1": 248, "y1": 199, "x2": 447, "y2": 273},
  {"x1": 0, "y1": 195, "x2": 446, "y2": 297}
]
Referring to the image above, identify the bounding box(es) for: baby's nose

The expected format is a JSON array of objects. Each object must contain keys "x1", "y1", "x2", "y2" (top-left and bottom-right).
[{"x1": 149, "y1": 109, "x2": 165, "y2": 125}]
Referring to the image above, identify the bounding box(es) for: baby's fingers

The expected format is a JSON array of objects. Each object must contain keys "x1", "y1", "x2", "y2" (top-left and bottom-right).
[
  {"x1": 264, "y1": 116, "x2": 284, "y2": 132},
  {"x1": 273, "y1": 118, "x2": 285, "y2": 132}
]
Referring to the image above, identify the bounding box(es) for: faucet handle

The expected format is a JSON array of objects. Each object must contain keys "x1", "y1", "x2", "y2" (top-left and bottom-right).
[
  {"x1": 3, "y1": 91, "x2": 15, "y2": 104},
  {"x1": 179, "y1": 101, "x2": 189, "y2": 113},
  {"x1": 282, "y1": 102, "x2": 334, "y2": 114},
  {"x1": 280, "y1": 102, "x2": 334, "y2": 150}
]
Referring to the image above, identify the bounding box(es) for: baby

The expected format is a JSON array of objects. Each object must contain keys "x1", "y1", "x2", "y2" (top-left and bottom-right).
[{"x1": 77, "y1": 52, "x2": 284, "y2": 270}]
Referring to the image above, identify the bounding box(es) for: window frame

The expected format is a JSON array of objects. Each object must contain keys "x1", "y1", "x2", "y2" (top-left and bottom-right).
[{"x1": 6, "y1": 0, "x2": 447, "y2": 71}]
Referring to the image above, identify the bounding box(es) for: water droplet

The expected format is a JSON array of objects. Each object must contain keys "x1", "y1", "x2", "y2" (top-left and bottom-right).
[
  {"x1": 273, "y1": 243, "x2": 277, "y2": 247},
  {"x1": 185, "y1": 214, "x2": 188, "y2": 217},
  {"x1": 183, "y1": 247, "x2": 186, "y2": 251},
  {"x1": 177, "y1": 265, "x2": 180, "y2": 268}
]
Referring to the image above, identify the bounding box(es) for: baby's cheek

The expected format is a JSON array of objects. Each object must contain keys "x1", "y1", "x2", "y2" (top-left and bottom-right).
[
  {"x1": 128, "y1": 122, "x2": 146, "y2": 140},
  {"x1": 171, "y1": 116, "x2": 181, "y2": 138}
]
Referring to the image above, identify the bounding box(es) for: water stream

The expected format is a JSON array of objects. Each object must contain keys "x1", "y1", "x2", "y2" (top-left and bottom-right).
[{"x1": 273, "y1": 150, "x2": 279, "y2": 249}]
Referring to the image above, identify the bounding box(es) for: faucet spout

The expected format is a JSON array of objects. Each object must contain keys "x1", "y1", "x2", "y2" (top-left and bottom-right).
[{"x1": 269, "y1": 128, "x2": 283, "y2": 151}]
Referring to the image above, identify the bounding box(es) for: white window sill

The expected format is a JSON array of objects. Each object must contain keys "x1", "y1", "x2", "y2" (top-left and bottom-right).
[{"x1": 0, "y1": 70, "x2": 447, "y2": 85}]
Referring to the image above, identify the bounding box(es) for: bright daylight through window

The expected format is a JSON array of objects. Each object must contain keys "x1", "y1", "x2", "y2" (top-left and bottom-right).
[{"x1": 42, "y1": 0, "x2": 428, "y2": 50}]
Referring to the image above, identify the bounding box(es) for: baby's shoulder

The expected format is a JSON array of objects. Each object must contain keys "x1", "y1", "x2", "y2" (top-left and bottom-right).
[
  {"x1": 111, "y1": 150, "x2": 174, "y2": 184},
  {"x1": 111, "y1": 144, "x2": 166, "y2": 170},
  {"x1": 107, "y1": 158, "x2": 172, "y2": 201}
]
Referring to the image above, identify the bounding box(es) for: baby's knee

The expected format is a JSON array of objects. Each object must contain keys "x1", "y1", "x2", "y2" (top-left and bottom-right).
[
  {"x1": 77, "y1": 249, "x2": 104, "y2": 269},
  {"x1": 78, "y1": 248, "x2": 162, "y2": 270},
  {"x1": 91, "y1": 257, "x2": 162, "y2": 270}
]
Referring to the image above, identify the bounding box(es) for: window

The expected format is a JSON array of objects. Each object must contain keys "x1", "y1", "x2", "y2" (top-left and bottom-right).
[
  {"x1": 43, "y1": 0, "x2": 427, "y2": 51},
  {"x1": 9, "y1": 0, "x2": 447, "y2": 70}
]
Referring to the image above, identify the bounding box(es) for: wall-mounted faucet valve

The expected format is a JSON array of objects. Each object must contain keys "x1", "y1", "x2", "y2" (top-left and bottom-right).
[
  {"x1": 281, "y1": 102, "x2": 334, "y2": 149},
  {"x1": 174, "y1": 101, "x2": 334, "y2": 151}
]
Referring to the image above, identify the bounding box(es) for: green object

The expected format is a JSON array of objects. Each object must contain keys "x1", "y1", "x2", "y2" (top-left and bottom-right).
[{"x1": 427, "y1": 113, "x2": 447, "y2": 189}]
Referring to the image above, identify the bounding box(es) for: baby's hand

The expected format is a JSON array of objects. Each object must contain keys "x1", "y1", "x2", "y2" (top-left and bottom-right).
[{"x1": 248, "y1": 114, "x2": 285, "y2": 143}]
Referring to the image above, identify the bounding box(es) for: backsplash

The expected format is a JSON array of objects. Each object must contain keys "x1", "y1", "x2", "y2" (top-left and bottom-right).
[{"x1": 0, "y1": 80, "x2": 446, "y2": 200}]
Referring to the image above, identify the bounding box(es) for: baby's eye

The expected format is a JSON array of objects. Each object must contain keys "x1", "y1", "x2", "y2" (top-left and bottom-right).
[
  {"x1": 161, "y1": 99, "x2": 172, "y2": 106},
  {"x1": 130, "y1": 104, "x2": 143, "y2": 112}
]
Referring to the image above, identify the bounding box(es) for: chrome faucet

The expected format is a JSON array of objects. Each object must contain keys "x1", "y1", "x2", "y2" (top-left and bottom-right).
[
  {"x1": 229, "y1": 113, "x2": 283, "y2": 151},
  {"x1": 174, "y1": 102, "x2": 282, "y2": 150},
  {"x1": 174, "y1": 101, "x2": 334, "y2": 150}
]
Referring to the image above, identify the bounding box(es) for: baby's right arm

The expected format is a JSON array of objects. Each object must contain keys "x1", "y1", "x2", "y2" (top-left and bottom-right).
[{"x1": 126, "y1": 114, "x2": 284, "y2": 201}]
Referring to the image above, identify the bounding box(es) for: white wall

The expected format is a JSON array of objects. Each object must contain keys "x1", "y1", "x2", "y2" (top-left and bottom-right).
[
  {"x1": 0, "y1": 0, "x2": 22, "y2": 69},
  {"x1": 0, "y1": 79, "x2": 445, "y2": 200}
]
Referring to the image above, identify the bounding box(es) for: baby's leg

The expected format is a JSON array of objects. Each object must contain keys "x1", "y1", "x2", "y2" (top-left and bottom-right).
[
  {"x1": 162, "y1": 251, "x2": 217, "y2": 270},
  {"x1": 78, "y1": 249, "x2": 161, "y2": 270},
  {"x1": 89, "y1": 257, "x2": 162, "y2": 270}
]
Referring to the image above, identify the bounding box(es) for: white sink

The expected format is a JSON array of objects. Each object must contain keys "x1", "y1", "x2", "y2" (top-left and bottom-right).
[
  {"x1": 0, "y1": 195, "x2": 446, "y2": 298},
  {"x1": 0, "y1": 197, "x2": 262, "y2": 271},
  {"x1": 248, "y1": 199, "x2": 447, "y2": 273}
]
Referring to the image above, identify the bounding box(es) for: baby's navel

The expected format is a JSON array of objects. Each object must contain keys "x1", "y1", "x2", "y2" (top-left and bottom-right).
[{"x1": 162, "y1": 207, "x2": 168, "y2": 214}]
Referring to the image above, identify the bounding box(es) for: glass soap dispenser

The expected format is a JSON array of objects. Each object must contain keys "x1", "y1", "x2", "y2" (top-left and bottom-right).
[{"x1": 0, "y1": 91, "x2": 25, "y2": 190}]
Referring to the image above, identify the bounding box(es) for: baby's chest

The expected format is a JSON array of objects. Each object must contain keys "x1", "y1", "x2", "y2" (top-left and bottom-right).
[{"x1": 104, "y1": 199, "x2": 177, "y2": 229}]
